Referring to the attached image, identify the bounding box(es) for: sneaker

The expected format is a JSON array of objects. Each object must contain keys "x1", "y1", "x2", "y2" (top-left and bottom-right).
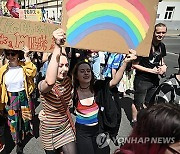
[{"x1": 0, "y1": 141, "x2": 5, "y2": 153}]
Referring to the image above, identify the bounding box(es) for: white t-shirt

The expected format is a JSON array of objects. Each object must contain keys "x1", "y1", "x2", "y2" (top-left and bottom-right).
[
  {"x1": 99, "y1": 51, "x2": 106, "y2": 64},
  {"x1": 5, "y1": 66, "x2": 25, "y2": 92}
]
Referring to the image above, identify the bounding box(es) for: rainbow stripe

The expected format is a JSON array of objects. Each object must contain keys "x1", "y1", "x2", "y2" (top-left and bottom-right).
[
  {"x1": 76, "y1": 104, "x2": 99, "y2": 125},
  {"x1": 66, "y1": 0, "x2": 150, "y2": 49}
]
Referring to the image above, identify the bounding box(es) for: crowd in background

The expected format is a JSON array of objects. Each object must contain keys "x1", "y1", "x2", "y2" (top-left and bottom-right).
[{"x1": 0, "y1": 23, "x2": 179, "y2": 154}]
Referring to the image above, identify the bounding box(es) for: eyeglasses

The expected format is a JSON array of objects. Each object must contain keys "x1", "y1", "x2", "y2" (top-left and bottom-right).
[
  {"x1": 5, "y1": 52, "x2": 17, "y2": 56},
  {"x1": 167, "y1": 146, "x2": 180, "y2": 154}
]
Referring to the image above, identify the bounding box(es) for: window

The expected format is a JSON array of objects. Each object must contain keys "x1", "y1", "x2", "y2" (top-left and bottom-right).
[{"x1": 164, "y1": 6, "x2": 175, "y2": 20}]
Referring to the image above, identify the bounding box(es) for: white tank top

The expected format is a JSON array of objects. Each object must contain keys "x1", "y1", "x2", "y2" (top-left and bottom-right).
[{"x1": 5, "y1": 66, "x2": 25, "y2": 92}]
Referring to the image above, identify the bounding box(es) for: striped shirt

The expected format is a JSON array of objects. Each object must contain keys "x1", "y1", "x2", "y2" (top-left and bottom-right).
[
  {"x1": 75, "y1": 97, "x2": 99, "y2": 126},
  {"x1": 40, "y1": 77, "x2": 75, "y2": 150}
]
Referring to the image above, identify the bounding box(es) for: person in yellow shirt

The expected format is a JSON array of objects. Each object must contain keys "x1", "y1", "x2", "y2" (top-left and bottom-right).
[{"x1": 0, "y1": 47, "x2": 37, "y2": 154}]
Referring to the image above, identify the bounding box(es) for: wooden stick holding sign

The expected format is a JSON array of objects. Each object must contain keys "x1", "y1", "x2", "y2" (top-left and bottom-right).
[{"x1": 0, "y1": 16, "x2": 59, "y2": 52}]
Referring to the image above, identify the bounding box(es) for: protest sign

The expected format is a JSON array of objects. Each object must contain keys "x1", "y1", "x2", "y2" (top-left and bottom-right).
[
  {"x1": 0, "y1": 16, "x2": 59, "y2": 52},
  {"x1": 62, "y1": 0, "x2": 159, "y2": 56},
  {"x1": 19, "y1": 9, "x2": 42, "y2": 21}
]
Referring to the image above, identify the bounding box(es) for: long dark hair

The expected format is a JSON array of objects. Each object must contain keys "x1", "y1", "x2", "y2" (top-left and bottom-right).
[{"x1": 72, "y1": 61, "x2": 95, "y2": 93}]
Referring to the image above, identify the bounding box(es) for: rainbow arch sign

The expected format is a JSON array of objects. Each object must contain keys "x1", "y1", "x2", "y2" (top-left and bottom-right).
[{"x1": 62, "y1": 0, "x2": 159, "y2": 56}]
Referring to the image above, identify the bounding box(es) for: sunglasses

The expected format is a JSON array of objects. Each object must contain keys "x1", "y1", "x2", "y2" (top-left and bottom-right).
[{"x1": 6, "y1": 52, "x2": 17, "y2": 56}]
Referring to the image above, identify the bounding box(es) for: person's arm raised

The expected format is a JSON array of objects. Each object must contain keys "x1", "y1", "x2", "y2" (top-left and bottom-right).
[
  {"x1": 109, "y1": 49, "x2": 137, "y2": 87},
  {"x1": 38, "y1": 28, "x2": 66, "y2": 93}
]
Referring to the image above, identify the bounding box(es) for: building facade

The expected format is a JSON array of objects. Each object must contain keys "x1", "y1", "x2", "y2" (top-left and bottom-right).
[
  {"x1": 24, "y1": 0, "x2": 63, "y2": 22},
  {"x1": 156, "y1": 0, "x2": 180, "y2": 30},
  {"x1": 27, "y1": 0, "x2": 180, "y2": 29},
  {"x1": 0, "y1": 0, "x2": 63, "y2": 21},
  {"x1": 1, "y1": 0, "x2": 180, "y2": 30}
]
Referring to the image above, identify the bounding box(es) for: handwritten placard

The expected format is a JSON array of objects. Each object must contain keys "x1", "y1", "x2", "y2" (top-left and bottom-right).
[
  {"x1": 0, "y1": 16, "x2": 59, "y2": 52},
  {"x1": 19, "y1": 9, "x2": 42, "y2": 21}
]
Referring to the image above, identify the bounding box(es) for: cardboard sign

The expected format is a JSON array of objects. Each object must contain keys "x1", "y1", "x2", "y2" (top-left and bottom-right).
[
  {"x1": 19, "y1": 9, "x2": 42, "y2": 21},
  {"x1": 62, "y1": 0, "x2": 159, "y2": 56},
  {"x1": 0, "y1": 17, "x2": 59, "y2": 52}
]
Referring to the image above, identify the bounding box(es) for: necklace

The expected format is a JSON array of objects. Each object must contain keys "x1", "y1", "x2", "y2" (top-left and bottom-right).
[{"x1": 79, "y1": 85, "x2": 90, "y2": 91}]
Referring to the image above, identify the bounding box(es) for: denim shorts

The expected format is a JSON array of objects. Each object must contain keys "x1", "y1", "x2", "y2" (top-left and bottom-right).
[{"x1": 134, "y1": 78, "x2": 158, "y2": 110}]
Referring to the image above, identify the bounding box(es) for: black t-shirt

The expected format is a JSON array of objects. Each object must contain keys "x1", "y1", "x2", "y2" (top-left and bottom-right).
[{"x1": 135, "y1": 42, "x2": 166, "y2": 83}]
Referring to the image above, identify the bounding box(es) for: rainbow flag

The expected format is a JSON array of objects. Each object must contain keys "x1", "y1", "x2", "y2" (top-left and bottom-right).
[{"x1": 65, "y1": 0, "x2": 151, "y2": 49}]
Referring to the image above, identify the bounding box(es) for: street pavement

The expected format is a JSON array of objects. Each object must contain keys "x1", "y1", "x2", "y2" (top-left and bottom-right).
[{"x1": 166, "y1": 29, "x2": 180, "y2": 37}]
